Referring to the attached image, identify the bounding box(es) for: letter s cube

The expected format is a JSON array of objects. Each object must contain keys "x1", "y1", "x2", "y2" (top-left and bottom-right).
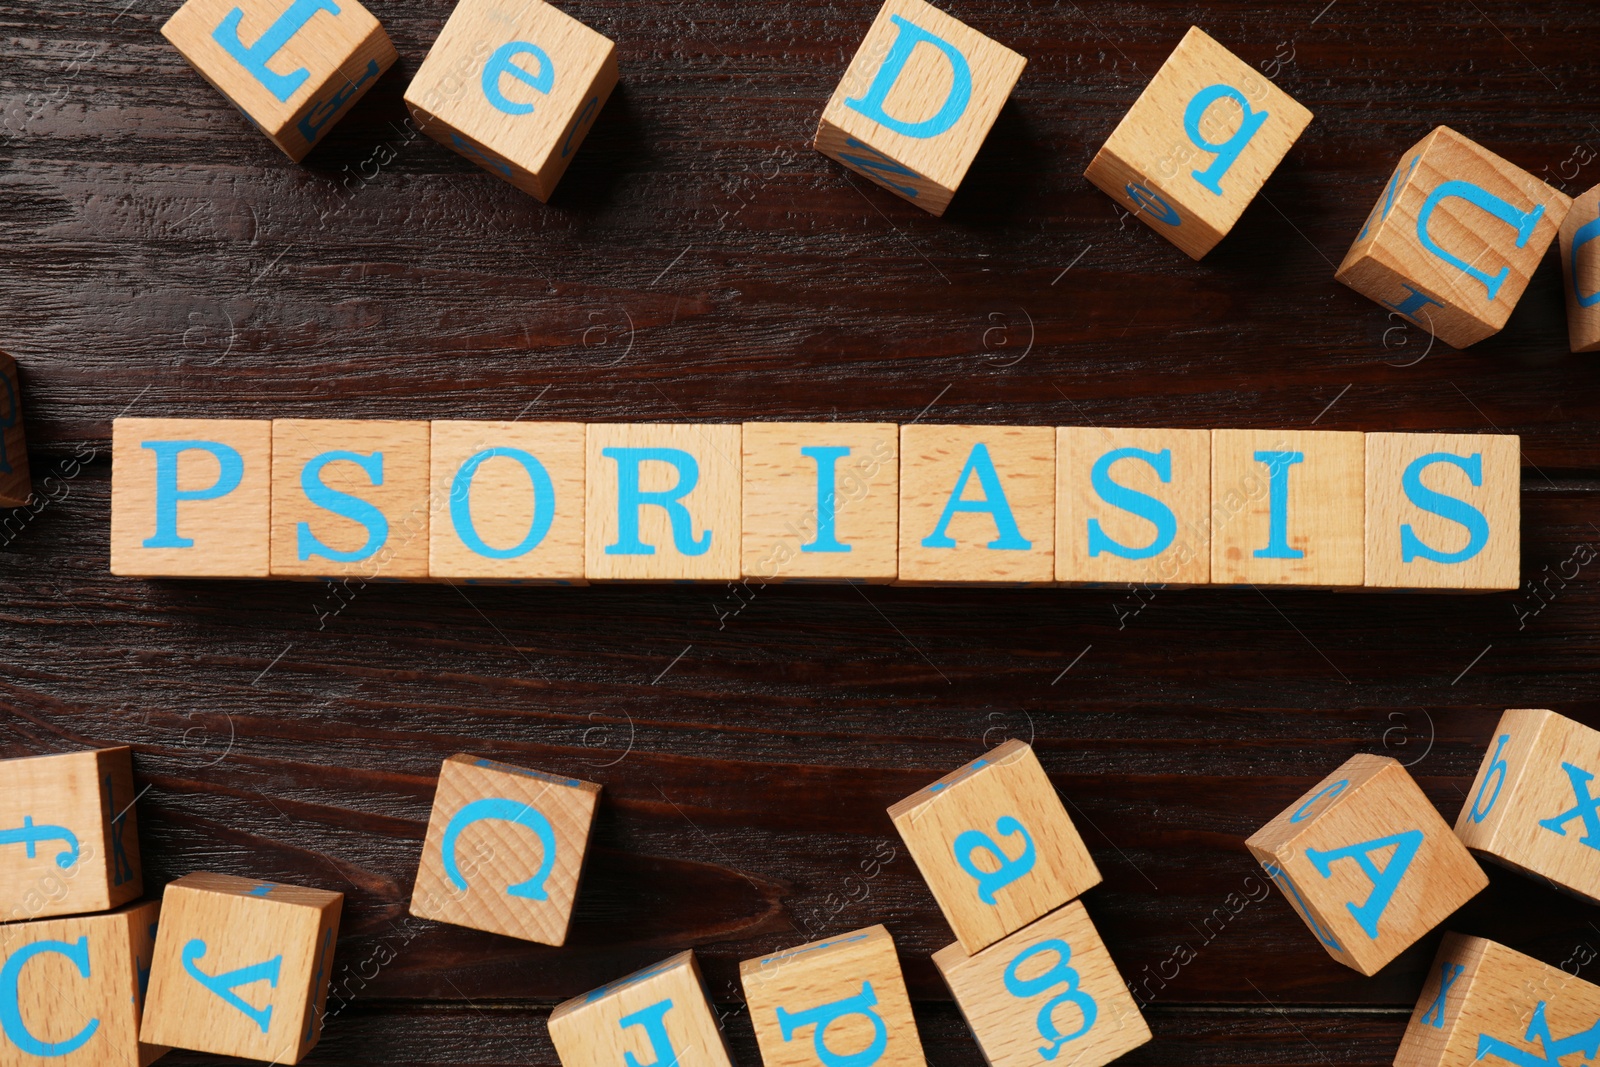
[{"x1": 549, "y1": 951, "x2": 734, "y2": 1067}]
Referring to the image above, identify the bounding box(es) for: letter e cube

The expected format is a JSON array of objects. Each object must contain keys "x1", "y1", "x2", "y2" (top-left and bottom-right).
[{"x1": 550, "y1": 951, "x2": 734, "y2": 1067}]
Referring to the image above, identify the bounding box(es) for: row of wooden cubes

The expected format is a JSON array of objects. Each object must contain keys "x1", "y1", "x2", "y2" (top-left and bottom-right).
[{"x1": 109, "y1": 418, "x2": 1522, "y2": 590}]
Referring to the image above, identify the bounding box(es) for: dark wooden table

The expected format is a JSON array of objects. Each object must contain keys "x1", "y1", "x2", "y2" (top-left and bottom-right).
[{"x1": 5, "y1": 0, "x2": 1600, "y2": 1063}]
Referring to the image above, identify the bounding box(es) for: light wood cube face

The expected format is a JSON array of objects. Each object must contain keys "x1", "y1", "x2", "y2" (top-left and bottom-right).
[
  {"x1": 1246, "y1": 754, "x2": 1487, "y2": 976},
  {"x1": 550, "y1": 951, "x2": 734, "y2": 1067},
  {"x1": 898, "y1": 426, "x2": 1054, "y2": 585},
  {"x1": 1558, "y1": 182, "x2": 1600, "y2": 353},
  {"x1": 1335, "y1": 126, "x2": 1572, "y2": 349},
  {"x1": 1365, "y1": 433, "x2": 1520, "y2": 591},
  {"x1": 1083, "y1": 26, "x2": 1312, "y2": 260},
  {"x1": 1055, "y1": 427, "x2": 1210, "y2": 585},
  {"x1": 933, "y1": 901, "x2": 1150, "y2": 1067},
  {"x1": 161, "y1": 0, "x2": 396, "y2": 162},
  {"x1": 142, "y1": 873, "x2": 342, "y2": 1065},
  {"x1": 1455, "y1": 709, "x2": 1600, "y2": 905},
  {"x1": 814, "y1": 0, "x2": 1025, "y2": 216},
  {"x1": 405, "y1": 0, "x2": 617, "y2": 202},
  {"x1": 741, "y1": 423, "x2": 899, "y2": 582},
  {"x1": 1209, "y1": 429, "x2": 1363, "y2": 588},
  {"x1": 411, "y1": 754, "x2": 600, "y2": 945},
  {"x1": 0, "y1": 351, "x2": 28, "y2": 509},
  {"x1": 0, "y1": 748, "x2": 142, "y2": 923},
  {"x1": 888, "y1": 741, "x2": 1100, "y2": 953},
  {"x1": 1394, "y1": 934, "x2": 1600, "y2": 1067},
  {"x1": 741, "y1": 925, "x2": 926, "y2": 1067}
]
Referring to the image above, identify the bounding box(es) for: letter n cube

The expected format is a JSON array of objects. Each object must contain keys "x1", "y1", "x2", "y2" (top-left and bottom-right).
[
  {"x1": 410, "y1": 754, "x2": 600, "y2": 945},
  {"x1": 1246, "y1": 754, "x2": 1487, "y2": 976},
  {"x1": 550, "y1": 951, "x2": 734, "y2": 1067},
  {"x1": 0, "y1": 349, "x2": 29, "y2": 509}
]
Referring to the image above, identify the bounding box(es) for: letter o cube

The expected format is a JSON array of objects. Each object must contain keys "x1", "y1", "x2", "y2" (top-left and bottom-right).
[
  {"x1": 0, "y1": 349, "x2": 29, "y2": 509},
  {"x1": 550, "y1": 951, "x2": 734, "y2": 1067}
]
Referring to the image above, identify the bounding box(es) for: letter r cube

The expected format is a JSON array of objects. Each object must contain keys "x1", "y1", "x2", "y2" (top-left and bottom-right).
[{"x1": 549, "y1": 951, "x2": 734, "y2": 1067}]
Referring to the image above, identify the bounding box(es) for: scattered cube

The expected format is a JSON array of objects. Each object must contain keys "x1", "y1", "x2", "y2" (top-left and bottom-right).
[
  {"x1": 549, "y1": 951, "x2": 734, "y2": 1067},
  {"x1": 1083, "y1": 26, "x2": 1313, "y2": 259},
  {"x1": 1559, "y1": 182, "x2": 1600, "y2": 353},
  {"x1": 814, "y1": 0, "x2": 1026, "y2": 216},
  {"x1": 1336, "y1": 126, "x2": 1572, "y2": 349},
  {"x1": 0, "y1": 747, "x2": 143, "y2": 923},
  {"x1": 0, "y1": 349, "x2": 29, "y2": 508},
  {"x1": 410, "y1": 754, "x2": 600, "y2": 945},
  {"x1": 889, "y1": 740, "x2": 1100, "y2": 953},
  {"x1": 161, "y1": 0, "x2": 396, "y2": 162},
  {"x1": 741, "y1": 924, "x2": 926, "y2": 1067},
  {"x1": 405, "y1": 0, "x2": 618, "y2": 202},
  {"x1": 142, "y1": 873, "x2": 342, "y2": 1065},
  {"x1": 1246, "y1": 753, "x2": 1487, "y2": 976}
]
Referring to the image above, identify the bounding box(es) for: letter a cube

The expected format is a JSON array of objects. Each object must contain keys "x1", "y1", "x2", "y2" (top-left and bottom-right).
[
  {"x1": 141, "y1": 873, "x2": 342, "y2": 1064},
  {"x1": 410, "y1": 754, "x2": 600, "y2": 945},
  {"x1": 888, "y1": 740, "x2": 1101, "y2": 953},
  {"x1": 0, "y1": 349, "x2": 29, "y2": 509},
  {"x1": 549, "y1": 951, "x2": 734, "y2": 1067},
  {"x1": 1246, "y1": 754, "x2": 1487, "y2": 976},
  {"x1": 161, "y1": 0, "x2": 397, "y2": 161},
  {"x1": 0, "y1": 747, "x2": 142, "y2": 923},
  {"x1": 741, "y1": 925, "x2": 926, "y2": 1067},
  {"x1": 1559, "y1": 181, "x2": 1600, "y2": 353},
  {"x1": 1336, "y1": 126, "x2": 1571, "y2": 349},
  {"x1": 814, "y1": 0, "x2": 1026, "y2": 216}
]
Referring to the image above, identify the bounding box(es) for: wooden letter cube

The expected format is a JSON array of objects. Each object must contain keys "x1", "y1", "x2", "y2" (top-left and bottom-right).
[
  {"x1": 888, "y1": 740, "x2": 1100, "y2": 953},
  {"x1": 814, "y1": 0, "x2": 1025, "y2": 216},
  {"x1": 0, "y1": 747, "x2": 142, "y2": 923},
  {"x1": 405, "y1": 0, "x2": 618, "y2": 202},
  {"x1": 1210, "y1": 429, "x2": 1364, "y2": 587},
  {"x1": 1455, "y1": 708, "x2": 1600, "y2": 904},
  {"x1": 550, "y1": 951, "x2": 734, "y2": 1067},
  {"x1": 0, "y1": 350, "x2": 29, "y2": 509},
  {"x1": 741, "y1": 925, "x2": 926, "y2": 1067},
  {"x1": 742, "y1": 422, "x2": 899, "y2": 582},
  {"x1": 410, "y1": 754, "x2": 600, "y2": 945},
  {"x1": 1335, "y1": 126, "x2": 1571, "y2": 349},
  {"x1": 142, "y1": 873, "x2": 342, "y2": 1064},
  {"x1": 898, "y1": 426, "x2": 1054, "y2": 585},
  {"x1": 933, "y1": 901, "x2": 1150, "y2": 1067},
  {"x1": 161, "y1": 0, "x2": 396, "y2": 161},
  {"x1": 1559, "y1": 182, "x2": 1600, "y2": 352},
  {"x1": 1083, "y1": 26, "x2": 1312, "y2": 260},
  {"x1": 1246, "y1": 754, "x2": 1487, "y2": 976},
  {"x1": 1365, "y1": 433, "x2": 1520, "y2": 591},
  {"x1": 0, "y1": 900, "x2": 164, "y2": 1067}
]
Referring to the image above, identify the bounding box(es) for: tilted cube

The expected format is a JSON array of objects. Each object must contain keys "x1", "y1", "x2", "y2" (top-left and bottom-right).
[
  {"x1": 0, "y1": 349, "x2": 29, "y2": 508},
  {"x1": 549, "y1": 951, "x2": 733, "y2": 1067},
  {"x1": 1559, "y1": 181, "x2": 1600, "y2": 353}
]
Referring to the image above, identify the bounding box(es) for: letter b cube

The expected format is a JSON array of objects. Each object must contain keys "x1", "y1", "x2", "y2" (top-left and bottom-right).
[{"x1": 550, "y1": 951, "x2": 734, "y2": 1067}]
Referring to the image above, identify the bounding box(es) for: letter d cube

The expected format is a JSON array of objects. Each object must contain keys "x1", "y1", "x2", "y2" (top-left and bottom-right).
[{"x1": 550, "y1": 951, "x2": 734, "y2": 1067}]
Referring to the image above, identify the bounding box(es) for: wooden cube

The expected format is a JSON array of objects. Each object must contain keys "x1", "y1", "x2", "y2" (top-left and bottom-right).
[
  {"x1": 428, "y1": 420, "x2": 586, "y2": 583},
  {"x1": 1558, "y1": 182, "x2": 1600, "y2": 353},
  {"x1": 1210, "y1": 429, "x2": 1363, "y2": 588},
  {"x1": 585, "y1": 425, "x2": 741, "y2": 581},
  {"x1": 549, "y1": 951, "x2": 734, "y2": 1067},
  {"x1": 142, "y1": 873, "x2": 341, "y2": 1064},
  {"x1": 405, "y1": 0, "x2": 618, "y2": 202},
  {"x1": 933, "y1": 901, "x2": 1150, "y2": 1067},
  {"x1": 0, "y1": 747, "x2": 142, "y2": 923},
  {"x1": 888, "y1": 740, "x2": 1100, "y2": 953},
  {"x1": 410, "y1": 754, "x2": 600, "y2": 945},
  {"x1": 1365, "y1": 433, "x2": 1520, "y2": 591},
  {"x1": 1455, "y1": 708, "x2": 1600, "y2": 905},
  {"x1": 742, "y1": 422, "x2": 899, "y2": 582},
  {"x1": 1056, "y1": 427, "x2": 1210, "y2": 586},
  {"x1": 110, "y1": 419, "x2": 272, "y2": 578},
  {"x1": 898, "y1": 426, "x2": 1054, "y2": 585},
  {"x1": 0, "y1": 900, "x2": 164, "y2": 1067},
  {"x1": 0, "y1": 350, "x2": 29, "y2": 509},
  {"x1": 813, "y1": 0, "x2": 1025, "y2": 216},
  {"x1": 1083, "y1": 27, "x2": 1312, "y2": 260},
  {"x1": 161, "y1": 0, "x2": 396, "y2": 162},
  {"x1": 1335, "y1": 126, "x2": 1571, "y2": 349},
  {"x1": 741, "y1": 924, "x2": 925, "y2": 1067},
  {"x1": 1394, "y1": 933, "x2": 1600, "y2": 1067},
  {"x1": 1246, "y1": 754, "x2": 1487, "y2": 976},
  {"x1": 270, "y1": 420, "x2": 431, "y2": 580}
]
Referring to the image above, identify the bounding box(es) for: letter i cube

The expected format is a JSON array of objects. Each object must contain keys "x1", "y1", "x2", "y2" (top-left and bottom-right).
[
  {"x1": 1559, "y1": 181, "x2": 1600, "y2": 352},
  {"x1": 549, "y1": 951, "x2": 734, "y2": 1067},
  {"x1": 741, "y1": 925, "x2": 926, "y2": 1067},
  {"x1": 161, "y1": 0, "x2": 397, "y2": 161},
  {"x1": 405, "y1": 0, "x2": 618, "y2": 202},
  {"x1": 888, "y1": 740, "x2": 1101, "y2": 953},
  {"x1": 410, "y1": 754, "x2": 600, "y2": 945},
  {"x1": 141, "y1": 874, "x2": 342, "y2": 1065},
  {"x1": 1245, "y1": 754, "x2": 1487, "y2": 976},
  {"x1": 1336, "y1": 126, "x2": 1571, "y2": 349},
  {"x1": 814, "y1": 0, "x2": 1025, "y2": 216},
  {"x1": 0, "y1": 349, "x2": 29, "y2": 509}
]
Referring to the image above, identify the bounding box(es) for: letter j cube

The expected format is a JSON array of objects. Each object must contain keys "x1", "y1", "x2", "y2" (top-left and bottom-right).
[
  {"x1": 814, "y1": 0, "x2": 1026, "y2": 216},
  {"x1": 1246, "y1": 754, "x2": 1487, "y2": 976}
]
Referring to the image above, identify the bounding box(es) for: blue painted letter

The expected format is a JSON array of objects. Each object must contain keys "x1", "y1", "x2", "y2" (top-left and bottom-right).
[
  {"x1": 1086, "y1": 447, "x2": 1177, "y2": 560},
  {"x1": 442, "y1": 797, "x2": 558, "y2": 900},
  {"x1": 182, "y1": 940, "x2": 280, "y2": 1034},
  {"x1": 298, "y1": 450, "x2": 388, "y2": 563},
  {"x1": 1399, "y1": 452, "x2": 1489, "y2": 565},
  {"x1": 0, "y1": 937, "x2": 98, "y2": 1056},
  {"x1": 800, "y1": 446, "x2": 852, "y2": 553},
  {"x1": 922, "y1": 443, "x2": 1031, "y2": 550},
  {"x1": 619, "y1": 999, "x2": 679, "y2": 1067},
  {"x1": 603, "y1": 447, "x2": 711, "y2": 557},
  {"x1": 1539, "y1": 762, "x2": 1600, "y2": 851},
  {"x1": 1184, "y1": 84, "x2": 1270, "y2": 196},
  {"x1": 1253, "y1": 451, "x2": 1304, "y2": 560},
  {"x1": 952, "y1": 816, "x2": 1036, "y2": 904},
  {"x1": 1416, "y1": 181, "x2": 1544, "y2": 301},
  {"x1": 843, "y1": 16, "x2": 971, "y2": 139},
  {"x1": 775, "y1": 982, "x2": 888, "y2": 1067},
  {"x1": 213, "y1": 0, "x2": 340, "y2": 103},
  {"x1": 142, "y1": 440, "x2": 245, "y2": 549},
  {"x1": 450, "y1": 447, "x2": 555, "y2": 560},
  {"x1": 1304, "y1": 830, "x2": 1424, "y2": 940},
  {"x1": 482, "y1": 42, "x2": 554, "y2": 116}
]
